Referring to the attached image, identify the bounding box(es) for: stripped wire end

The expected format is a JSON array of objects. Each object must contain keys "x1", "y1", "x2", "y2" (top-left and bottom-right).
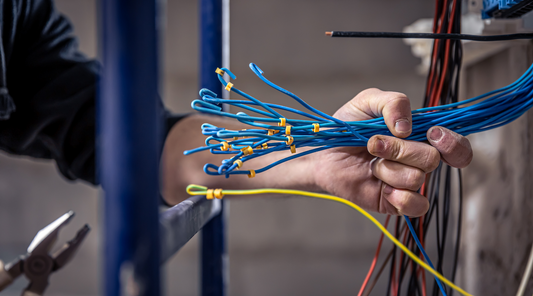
[{"x1": 325, "y1": 31, "x2": 333, "y2": 36}]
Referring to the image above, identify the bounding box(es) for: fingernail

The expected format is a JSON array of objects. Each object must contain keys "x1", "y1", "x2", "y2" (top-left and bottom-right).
[
  {"x1": 383, "y1": 184, "x2": 393, "y2": 195},
  {"x1": 429, "y1": 127, "x2": 443, "y2": 142},
  {"x1": 395, "y1": 119, "x2": 411, "y2": 133},
  {"x1": 374, "y1": 139, "x2": 385, "y2": 153}
]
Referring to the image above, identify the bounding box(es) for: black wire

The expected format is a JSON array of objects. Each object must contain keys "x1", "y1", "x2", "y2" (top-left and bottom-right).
[
  {"x1": 328, "y1": 31, "x2": 533, "y2": 41},
  {"x1": 449, "y1": 169, "x2": 463, "y2": 296},
  {"x1": 397, "y1": 220, "x2": 416, "y2": 295}
]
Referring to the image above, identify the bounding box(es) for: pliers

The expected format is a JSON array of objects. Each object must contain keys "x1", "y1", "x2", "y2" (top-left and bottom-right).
[{"x1": 0, "y1": 211, "x2": 90, "y2": 296}]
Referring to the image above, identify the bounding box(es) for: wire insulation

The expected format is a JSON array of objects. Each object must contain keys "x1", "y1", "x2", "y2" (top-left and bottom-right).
[
  {"x1": 186, "y1": 184, "x2": 473, "y2": 296},
  {"x1": 325, "y1": 31, "x2": 533, "y2": 41}
]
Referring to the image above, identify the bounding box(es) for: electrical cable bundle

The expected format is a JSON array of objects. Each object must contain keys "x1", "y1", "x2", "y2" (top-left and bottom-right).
[
  {"x1": 353, "y1": 1, "x2": 464, "y2": 295},
  {"x1": 398, "y1": 1, "x2": 463, "y2": 295},
  {"x1": 184, "y1": 2, "x2": 533, "y2": 294},
  {"x1": 184, "y1": 59, "x2": 533, "y2": 178}
]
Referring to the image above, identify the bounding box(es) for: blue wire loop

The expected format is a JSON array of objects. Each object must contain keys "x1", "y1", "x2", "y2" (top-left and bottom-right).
[{"x1": 186, "y1": 62, "x2": 533, "y2": 178}]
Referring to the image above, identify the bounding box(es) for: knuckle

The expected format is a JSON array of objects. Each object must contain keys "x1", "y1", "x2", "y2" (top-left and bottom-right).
[
  {"x1": 404, "y1": 169, "x2": 425, "y2": 190},
  {"x1": 389, "y1": 92, "x2": 409, "y2": 104},
  {"x1": 394, "y1": 192, "x2": 409, "y2": 213},
  {"x1": 423, "y1": 147, "x2": 441, "y2": 172},
  {"x1": 360, "y1": 88, "x2": 381, "y2": 96},
  {"x1": 388, "y1": 139, "x2": 404, "y2": 160}
]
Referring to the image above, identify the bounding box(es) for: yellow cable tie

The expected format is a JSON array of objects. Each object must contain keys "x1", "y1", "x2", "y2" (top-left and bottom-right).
[
  {"x1": 248, "y1": 170, "x2": 256, "y2": 178},
  {"x1": 262, "y1": 143, "x2": 268, "y2": 149},
  {"x1": 290, "y1": 144, "x2": 296, "y2": 154},
  {"x1": 234, "y1": 159, "x2": 243, "y2": 169},
  {"x1": 278, "y1": 118, "x2": 286, "y2": 127},
  {"x1": 220, "y1": 141, "x2": 229, "y2": 151},
  {"x1": 285, "y1": 126, "x2": 291, "y2": 136},
  {"x1": 233, "y1": 136, "x2": 239, "y2": 140},
  {"x1": 214, "y1": 188, "x2": 224, "y2": 199},
  {"x1": 206, "y1": 189, "x2": 214, "y2": 200},
  {"x1": 286, "y1": 136, "x2": 294, "y2": 145},
  {"x1": 267, "y1": 129, "x2": 280, "y2": 136},
  {"x1": 313, "y1": 123, "x2": 320, "y2": 133},
  {"x1": 241, "y1": 146, "x2": 254, "y2": 156},
  {"x1": 225, "y1": 82, "x2": 234, "y2": 91},
  {"x1": 215, "y1": 68, "x2": 225, "y2": 75}
]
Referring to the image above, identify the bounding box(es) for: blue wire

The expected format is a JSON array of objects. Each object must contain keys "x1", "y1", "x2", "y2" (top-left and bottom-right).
[
  {"x1": 404, "y1": 215, "x2": 448, "y2": 296},
  {"x1": 185, "y1": 62, "x2": 533, "y2": 178}
]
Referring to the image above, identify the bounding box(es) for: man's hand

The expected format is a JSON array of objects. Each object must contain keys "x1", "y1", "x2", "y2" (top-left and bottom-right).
[
  {"x1": 311, "y1": 88, "x2": 472, "y2": 217},
  {"x1": 162, "y1": 88, "x2": 473, "y2": 213}
]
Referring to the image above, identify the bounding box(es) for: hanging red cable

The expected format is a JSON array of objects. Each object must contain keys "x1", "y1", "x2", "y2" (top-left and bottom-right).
[{"x1": 357, "y1": 215, "x2": 391, "y2": 296}]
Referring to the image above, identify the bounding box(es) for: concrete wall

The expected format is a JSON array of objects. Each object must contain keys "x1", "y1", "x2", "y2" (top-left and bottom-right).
[
  {"x1": 459, "y1": 41, "x2": 533, "y2": 296},
  {"x1": 0, "y1": 1, "x2": 436, "y2": 295}
]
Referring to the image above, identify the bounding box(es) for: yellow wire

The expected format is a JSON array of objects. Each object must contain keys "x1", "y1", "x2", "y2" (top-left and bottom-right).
[{"x1": 187, "y1": 184, "x2": 473, "y2": 296}]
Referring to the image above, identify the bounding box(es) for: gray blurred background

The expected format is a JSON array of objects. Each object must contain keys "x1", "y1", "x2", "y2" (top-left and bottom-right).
[{"x1": 0, "y1": 1, "x2": 437, "y2": 295}]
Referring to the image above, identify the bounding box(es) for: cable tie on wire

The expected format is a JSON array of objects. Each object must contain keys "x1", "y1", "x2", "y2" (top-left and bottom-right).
[
  {"x1": 241, "y1": 146, "x2": 254, "y2": 156},
  {"x1": 248, "y1": 170, "x2": 256, "y2": 178},
  {"x1": 215, "y1": 68, "x2": 225, "y2": 75},
  {"x1": 206, "y1": 189, "x2": 214, "y2": 200},
  {"x1": 233, "y1": 136, "x2": 239, "y2": 140},
  {"x1": 285, "y1": 126, "x2": 292, "y2": 135},
  {"x1": 286, "y1": 136, "x2": 294, "y2": 145},
  {"x1": 313, "y1": 123, "x2": 320, "y2": 133},
  {"x1": 234, "y1": 159, "x2": 243, "y2": 169},
  {"x1": 290, "y1": 144, "x2": 296, "y2": 153},
  {"x1": 220, "y1": 141, "x2": 229, "y2": 151},
  {"x1": 262, "y1": 143, "x2": 268, "y2": 149},
  {"x1": 225, "y1": 82, "x2": 234, "y2": 91},
  {"x1": 214, "y1": 188, "x2": 224, "y2": 199},
  {"x1": 267, "y1": 129, "x2": 280, "y2": 136},
  {"x1": 278, "y1": 118, "x2": 286, "y2": 127}
]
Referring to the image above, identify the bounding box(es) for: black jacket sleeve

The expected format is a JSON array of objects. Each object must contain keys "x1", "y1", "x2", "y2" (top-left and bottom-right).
[{"x1": 0, "y1": 0, "x2": 184, "y2": 185}]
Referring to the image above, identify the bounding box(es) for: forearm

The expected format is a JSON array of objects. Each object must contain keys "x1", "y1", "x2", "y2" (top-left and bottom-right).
[{"x1": 160, "y1": 114, "x2": 319, "y2": 205}]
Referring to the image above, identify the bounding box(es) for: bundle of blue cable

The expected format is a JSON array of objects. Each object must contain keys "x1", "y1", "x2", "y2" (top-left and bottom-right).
[{"x1": 185, "y1": 62, "x2": 533, "y2": 179}]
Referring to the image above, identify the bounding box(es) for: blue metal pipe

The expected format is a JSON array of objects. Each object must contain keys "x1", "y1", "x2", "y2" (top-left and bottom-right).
[
  {"x1": 200, "y1": 0, "x2": 228, "y2": 295},
  {"x1": 99, "y1": 0, "x2": 161, "y2": 295}
]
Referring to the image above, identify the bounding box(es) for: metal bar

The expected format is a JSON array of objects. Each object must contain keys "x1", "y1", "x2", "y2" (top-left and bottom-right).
[
  {"x1": 200, "y1": 0, "x2": 228, "y2": 295},
  {"x1": 159, "y1": 197, "x2": 222, "y2": 263},
  {"x1": 99, "y1": 0, "x2": 161, "y2": 295}
]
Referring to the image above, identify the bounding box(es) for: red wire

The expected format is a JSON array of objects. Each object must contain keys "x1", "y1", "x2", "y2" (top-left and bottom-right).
[
  {"x1": 393, "y1": 219, "x2": 410, "y2": 295},
  {"x1": 425, "y1": 0, "x2": 449, "y2": 99},
  {"x1": 357, "y1": 215, "x2": 391, "y2": 296},
  {"x1": 391, "y1": 217, "x2": 401, "y2": 296},
  {"x1": 430, "y1": 0, "x2": 458, "y2": 107}
]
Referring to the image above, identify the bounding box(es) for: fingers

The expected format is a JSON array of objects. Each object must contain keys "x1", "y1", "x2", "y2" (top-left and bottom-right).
[
  {"x1": 427, "y1": 127, "x2": 473, "y2": 168},
  {"x1": 381, "y1": 183, "x2": 429, "y2": 217},
  {"x1": 368, "y1": 135, "x2": 441, "y2": 173},
  {"x1": 334, "y1": 88, "x2": 413, "y2": 138},
  {"x1": 371, "y1": 158, "x2": 425, "y2": 191}
]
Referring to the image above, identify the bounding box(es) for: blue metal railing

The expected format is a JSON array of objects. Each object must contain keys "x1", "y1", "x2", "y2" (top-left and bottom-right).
[
  {"x1": 200, "y1": 1, "x2": 228, "y2": 295},
  {"x1": 99, "y1": 0, "x2": 228, "y2": 295},
  {"x1": 99, "y1": 0, "x2": 161, "y2": 295}
]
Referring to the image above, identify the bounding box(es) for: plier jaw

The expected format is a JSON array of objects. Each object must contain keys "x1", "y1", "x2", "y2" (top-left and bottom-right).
[{"x1": 0, "y1": 211, "x2": 90, "y2": 296}]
